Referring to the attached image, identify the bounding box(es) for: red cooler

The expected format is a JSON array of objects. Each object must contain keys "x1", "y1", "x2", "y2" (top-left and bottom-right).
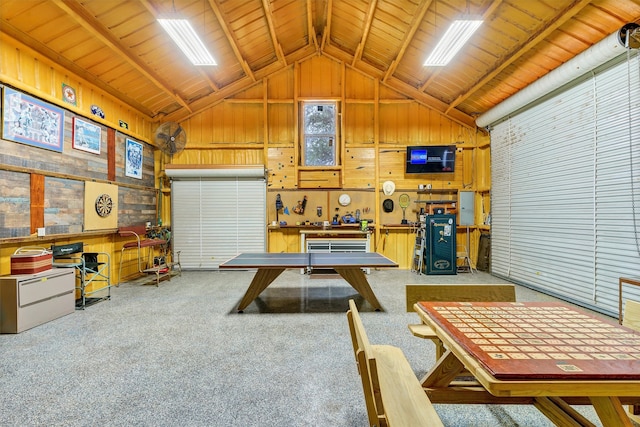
[{"x1": 10, "y1": 247, "x2": 53, "y2": 275}]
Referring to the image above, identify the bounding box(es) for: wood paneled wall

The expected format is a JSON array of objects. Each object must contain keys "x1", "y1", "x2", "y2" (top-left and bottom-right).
[
  {"x1": 161, "y1": 55, "x2": 490, "y2": 266},
  {"x1": 0, "y1": 34, "x2": 154, "y2": 142},
  {"x1": 1, "y1": 33, "x2": 491, "y2": 271},
  {"x1": 0, "y1": 35, "x2": 161, "y2": 279}
]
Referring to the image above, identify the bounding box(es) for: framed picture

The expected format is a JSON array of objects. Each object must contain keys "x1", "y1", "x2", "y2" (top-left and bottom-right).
[
  {"x1": 2, "y1": 87, "x2": 64, "y2": 152},
  {"x1": 72, "y1": 117, "x2": 101, "y2": 154},
  {"x1": 125, "y1": 138, "x2": 143, "y2": 179}
]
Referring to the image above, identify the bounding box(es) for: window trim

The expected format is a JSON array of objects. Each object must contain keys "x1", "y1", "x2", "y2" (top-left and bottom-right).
[{"x1": 300, "y1": 100, "x2": 340, "y2": 167}]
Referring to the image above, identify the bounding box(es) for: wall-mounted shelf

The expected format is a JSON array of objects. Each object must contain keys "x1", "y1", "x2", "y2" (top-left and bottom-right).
[
  {"x1": 414, "y1": 200, "x2": 455, "y2": 204},
  {"x1": 417, "y1": 188, "x2": 457, "y2": 195}
]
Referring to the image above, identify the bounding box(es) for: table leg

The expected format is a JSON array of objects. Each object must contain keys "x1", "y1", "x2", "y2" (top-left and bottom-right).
[
  {"x1": 534, "y1": 397, "x2": 597, "y2": 427},
  {"x1": 237, "y1": 268, "x2": 286, "y2": 311},
  {"x1": 333, "y1": 267, "x2": 382, "y2": 310},
  {"x1": 420, "y1": 349, "x2": 466, "y2": 387},
  {"x1": 590, "y1": 396, "x2": 634, "y2": 427}
]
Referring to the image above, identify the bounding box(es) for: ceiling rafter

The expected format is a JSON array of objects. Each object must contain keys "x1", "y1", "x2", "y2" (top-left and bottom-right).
[
  {"x1": 261, "y1": 0, "x2": 287, "y2": 65},
  {"x1": 139, "y1": 0, "x2": 219, "y2": 93},
  {"x1": 0, "y1": 20, "x2": 155, "y2": 119},
  {"x1": 320, "y1": 48, "x2": 476, "y2": 128},
  {"x1": 4, "y1": 0, "x2": 636, "y2": 125},
  {"x1": 445, "y1": 0, "x2": 594, "y2": 114},
  {"x1": 320, "y1": 0, "x2": 333, "y2": 51},
  {"x1": 351, "y1": 0, "x2": 378, "y2": 67},
  {"x1": 307, "y1": 0, "x2": 318, "y2": 48},
  {"x1": 55, "y1": 0, "x2": 192, "y2": 115},
  {"x1": 207, "y1": 0, "x2": 256, "y2": 82},
  {"x1": 383, "y1": 0, "x2": 433, "y2": 82},
  {"x1": 420, "y1": 0, "x2": 504, "y2": 93}
]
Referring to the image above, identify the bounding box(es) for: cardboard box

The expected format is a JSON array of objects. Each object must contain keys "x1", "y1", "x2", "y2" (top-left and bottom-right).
[{"x1": 11, "y1": 247, "x2": 52, "y2": 275}]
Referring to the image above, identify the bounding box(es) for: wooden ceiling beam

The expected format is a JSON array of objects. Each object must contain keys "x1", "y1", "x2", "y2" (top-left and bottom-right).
[
  {"x1": 383, "y1": 0, "x2": 432, "y2": 83},
  {"x1": 307, "y1": 0, "x2": 318, "y2": 48},
  {"x1": 261, "y1": 0, "x2": 286, "y2": 65},
  {"x1": 322, "y1": 48, "x2": 477, "y2": 128},
  {"x1": 139, "y1": 0, "x2": 219, "y2": 93},
  {"x1": 0, "y1": 21, "x2": 155, "y2": 119},
  {"x1": 351, "y1": 0, "x2": 378, "y2": 67},
  {"x1": 207, "y1": 0, "x2": 256, "y2": 82},
  {"x1": 320, "y1": 0, "x2": 333, "y2": 51},
  {"x1": 445, "y1": 0, "x2": 593, "y2": 114},
  {"x1": 420, "y1": 0, "x2": 503, "y2": 93},
  {"x1": 55, "y1": 0, "x2": 192, "y2": 114}
]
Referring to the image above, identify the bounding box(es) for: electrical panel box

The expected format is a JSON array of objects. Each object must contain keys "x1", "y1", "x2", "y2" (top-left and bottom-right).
[
  {"x1": 423, "y1": 214, "x2": 457, "y2": 275},
  {"x1": 458, "y1": 191, "x2": 474, "y2": 226}
]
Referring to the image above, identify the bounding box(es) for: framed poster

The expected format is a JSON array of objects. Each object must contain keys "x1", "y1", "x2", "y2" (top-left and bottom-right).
[
  {"x1": 2, "y1": 87, "x2": 64, "y2": 152},
  {"x1": 125, "y1": 138, "x2": 143, "y2": 179},
  {"x1": 72, "y1": 117, "x2": 101, "y2": 154}
]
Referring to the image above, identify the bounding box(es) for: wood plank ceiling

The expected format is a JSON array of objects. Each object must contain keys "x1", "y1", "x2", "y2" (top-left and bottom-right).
[{"x1": 1, "y1": 0, "x2": 639, "y2": 128}]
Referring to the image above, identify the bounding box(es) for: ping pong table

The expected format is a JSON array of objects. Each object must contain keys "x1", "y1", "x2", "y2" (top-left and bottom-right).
[{"x1": 219, "y1": 252, "x2": 398, "y2": 311}]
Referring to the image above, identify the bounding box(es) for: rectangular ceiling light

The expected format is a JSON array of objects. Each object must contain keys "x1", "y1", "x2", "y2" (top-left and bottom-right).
[
  {"x1": 158, "y1": 18, "x2": 217, "y2": 66},
  {"x1": 424, "y1": 19, "x2": 483, "y2": 66}
]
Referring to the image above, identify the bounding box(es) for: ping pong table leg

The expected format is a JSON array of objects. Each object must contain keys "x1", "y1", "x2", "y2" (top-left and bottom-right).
[
  {"x1": 333, "y1": 267, "x2": 382, "y2": 311},
  {"x1": 237, "y1": 268, "x2": 286, "y2": 311}
]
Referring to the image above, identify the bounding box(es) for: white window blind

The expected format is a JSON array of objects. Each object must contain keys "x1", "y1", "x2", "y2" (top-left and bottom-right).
[
  {"x1": 490, "y1": 53, "x2": 640, "y2": 316},
  {"x1": 171, "y1": 177, "x2": 266, "y2": 269}
]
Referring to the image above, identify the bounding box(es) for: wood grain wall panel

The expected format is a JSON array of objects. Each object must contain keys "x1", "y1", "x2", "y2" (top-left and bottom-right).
[
  {"x1": 118, "y1": 186, "x2": 157, "y2": 227},
  {"x1": 186, "y1": 113, "x2": 205, "y2": 147},
  {"x1": 267, "y1": 68, "x2": 294, "y2": 99},
  {"x1": 108, "y1": 128, "x2": 115, "y2": 181},
  {"x1": 268, "y1": 104, "x2": 294, "y2": 146},
  {"x1": 379, "y1": 228, "x2": 413, "y2": 269},
  {"x1": 209, "y1": 103, "x2": 264, "y2": 144},
  {"x1": 345, "y1": 68, "x2": 375, "y2": 99},
  {"x1": 476, "y1": 146, "x2": 491, "y2": 190},
  {"x1": 344, "y1": 104, "x2": 374, "y2": 144},
  {"x1": 298, "y1": 169, "x2": 342, "y2": 188},
  {"x1": 30, "y1": 173, "x2": 44, "y2": 233},
  {"x1": 0, "y1": 34, "x2": 153, "y2": 141},
  {"x1": 174, "y1": 149, "x2": 264, "y2": 166},
  {"x1": 0, "y1": 170, "x2": 30, "y2": 238},
  {"x1": 460, "y1": 148, "x2": 475, "y2": 188},
  {"x1": 344, "y1": 147, "x2": 375, "y2": 189},
  {"x1": 379, "y1": 84, "x2": 408, "y2": 100},
  {"x1": 267, "y1": 229, "x2": 300, "y2": 253},
  {"x1": 45, "y1": 177, "x2": 83, "y2": 234},
  {"x1": 232, "y1": 84, "x2": 264, "y2": 100},
  {"x1": 298, "y1": 56, "x2": 342, "y2": 98},
  {"x1": 268, "y1": 147, "x2": 296, "y2": 189}
]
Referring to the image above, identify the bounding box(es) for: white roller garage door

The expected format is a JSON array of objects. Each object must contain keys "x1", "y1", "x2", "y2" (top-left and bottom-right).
[
  {"x1": 169, "y1": 168, "x2": 266, "y2": 269},
  {"x1": 489, "y1": 53, "x2": 640, "y2": 316}
]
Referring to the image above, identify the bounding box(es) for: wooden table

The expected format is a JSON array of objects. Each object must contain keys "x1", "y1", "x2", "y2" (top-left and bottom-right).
[
  {"x1": 415, "y1": 301, "x2": 640, "y2": 427},
  {"x1": 219, "y1": 252, "x2": 397, "y2": 311}
]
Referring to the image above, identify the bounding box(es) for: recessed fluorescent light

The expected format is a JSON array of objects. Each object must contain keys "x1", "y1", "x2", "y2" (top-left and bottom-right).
[
  {"x1": 158, "y1": 18, "x2": 217, "y2": 66},
  {"x1": 424, "y1": 19, "x2": 483, "y2": 66}
]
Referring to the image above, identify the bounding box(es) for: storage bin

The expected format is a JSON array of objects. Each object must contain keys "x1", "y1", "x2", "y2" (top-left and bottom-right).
[{"x1": 10, "y1": 247, "x2": 52, "y2": 275}]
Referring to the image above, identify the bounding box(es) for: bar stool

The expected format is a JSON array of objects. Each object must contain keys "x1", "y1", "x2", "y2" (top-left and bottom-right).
[{"x1": 117, "y1": 225, "x2": 166, "y2": 285}]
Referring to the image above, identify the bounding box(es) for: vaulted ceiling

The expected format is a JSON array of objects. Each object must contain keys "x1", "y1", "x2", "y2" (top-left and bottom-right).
[{"x1": 2, "y1": 0, "x2": 639, "y2": 128}]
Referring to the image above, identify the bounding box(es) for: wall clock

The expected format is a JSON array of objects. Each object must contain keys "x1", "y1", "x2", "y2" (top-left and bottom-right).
[
  {"x1": 95, "y1": 193, "x2": 113, "y2": 217},
  {"x1": 339, "y1": 193, "x2": 351, "y2": 206}
]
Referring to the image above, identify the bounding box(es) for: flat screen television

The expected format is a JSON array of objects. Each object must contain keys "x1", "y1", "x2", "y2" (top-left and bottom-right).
[{"x1": 406, "y1": 145, "x2": 455, "y2": 173}]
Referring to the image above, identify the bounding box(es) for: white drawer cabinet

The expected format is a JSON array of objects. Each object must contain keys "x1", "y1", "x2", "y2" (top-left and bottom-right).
[{"x1": 0, "y1": 268, "x2": 75, "y2": 333}]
